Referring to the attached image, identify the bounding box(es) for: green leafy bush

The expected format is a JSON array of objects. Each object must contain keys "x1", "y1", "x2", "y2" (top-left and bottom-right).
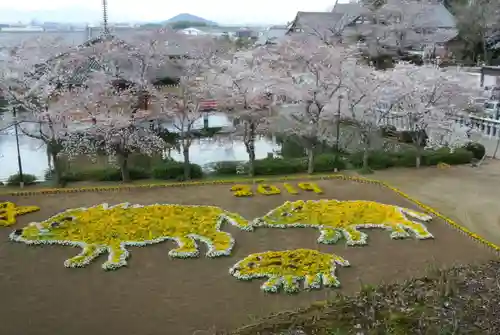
[
  {"x1": 212, "y1": 161, "x2": 240, "y2": 175},
  {"x1": 462, "y1": 142, "x2": 486, "y2": 160},
  {"x1": 348, "y1": 147, "x2": 473, "y2": 169},
  {"x1": 253, "y1": 158, "x2": 306, "y2": 175},
  {"x1": 391, "y1": 150, "x2": 418, "y2": 167},
  {"x1": 348, "y1": 150, "x2": 396, "y2": 170},
  {"x1": 152, "y1": 161, "x2": 203, "y2": 180},
  {"x1": 313, "y1": 154, "x2": 346, "y2": 172},
  {"x1": 422, "y1": 148, "x2": 473, "y2": 166},
  {"x1": 6, "y1": 173, "x2": 37, "y2": 186},
  {"x1": 45, "y1": 167, "x2": 150, "y2": 182}
]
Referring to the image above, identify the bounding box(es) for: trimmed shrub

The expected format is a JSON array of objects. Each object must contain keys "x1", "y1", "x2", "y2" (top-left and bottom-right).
[
  {"x1": 45, "y1": 167, "x2": 150, "y2": 182},
  {"x1": 422, "y1": 148, "x2": 473, "y2": 166},
  {"x1": 462, "y1": 142, "x2": 486, "y2": 160},
  {"x1": 348, "y1": 150, "x2": 395, "y2": 170},
  {"x1": 212, "y1": 161, "x2": 239, "y2": 175},
  {"x1": 152, "y1": 161, "x2": 203, "y2": 180},
  {"x1": 391, "y1": 150, "x2": 419, "y2": 167},
  {"x1": 313, "y1": 154, "x2": 346, "y2": 172},
  {"x1": 253, "y1": 158, "x2": 306, "y2": 176},
  {"x1": 6, "y1": 173, "x2": 37, "y2": 186}
]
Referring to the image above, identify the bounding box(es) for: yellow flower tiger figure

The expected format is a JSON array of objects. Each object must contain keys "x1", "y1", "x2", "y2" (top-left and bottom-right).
[
  {"x1": 10, "y1": 203, "x2": 253, "y2": 270},
  {"x1": 252, "y1": 199, "x2": 433, "y2": 245}
]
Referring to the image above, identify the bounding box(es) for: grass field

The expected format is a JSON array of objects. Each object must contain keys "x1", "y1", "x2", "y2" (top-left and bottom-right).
[{"x1": 0, "y1": 177, "x2": 496, "y2": 335}]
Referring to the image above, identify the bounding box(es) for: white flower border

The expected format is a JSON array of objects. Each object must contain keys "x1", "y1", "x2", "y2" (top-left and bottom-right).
[
  {"x1": 9, "y1": 202, "x2": 253, "y2": 271},
  {"x1": 252, "y1": 200, "x2": 434, "y2": 246},
  {"x1": 229, "y1": 250, "x2": 350, "y2": 294}
]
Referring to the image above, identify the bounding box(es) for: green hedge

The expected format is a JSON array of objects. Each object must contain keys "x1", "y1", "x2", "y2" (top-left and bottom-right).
[
  {"x1": 152, "y1": 161, "x2": 203, "y2": 180},
  {"x1": 45, "y1": 167, "x2": 150, "y2": 182},
  {"x1": 6, "y1": 173, "x2": 37, "y2": 186},
  {"x1": 43, "y1": 161, "x2": 203, "y2": 183},
  {"x1": 462, "y1": 142, "x2": 486, "y2": 160},
  {"x1": 348, "y1": 148, "x2": 473, "y2": 169},
  {"x1": 212, "y1": 155, "x2": 346, "y2": 176}
]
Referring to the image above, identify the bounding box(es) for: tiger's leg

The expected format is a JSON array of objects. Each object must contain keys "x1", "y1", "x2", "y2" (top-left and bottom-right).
[
  {"x1": 400, "y1": 220, "x2": 434, "y2": 239},
  {"x1": 318, "y1": 227, "x2": 343, "y2": 244},
  {"x1": 342, "y1": 226, "x2": 369, "y2": 245},
  {"x1": 201, "y1": 231, "x2": 235, "y2": 257},
  {"x1": 169, "y1": 236, "x2": 199, "y2": 258}
]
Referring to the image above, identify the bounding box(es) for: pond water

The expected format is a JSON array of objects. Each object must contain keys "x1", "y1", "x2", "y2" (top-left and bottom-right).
[{"x1": 0, "y1": 114, "x2": 278, "y2": 182}]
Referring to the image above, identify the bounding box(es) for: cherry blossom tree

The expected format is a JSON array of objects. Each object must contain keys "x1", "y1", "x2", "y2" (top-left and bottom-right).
[
  {"x1": 151, "y1": 35, "x2": 228, "y2": 179},
  {"x1": 213, "y1": 49, "x2": 286, "y2": 176},
  {"x1": 62, "y1": 76, "x2": 167, "y2": 182},
  {"x1": 339, "y1": 60, "x2": 407, "y2": 171},
  {"x1": 266, "y1": 35, "x2": 358, "y2": 173},
  {"x1": 45, "y1": 30, "x2": 214, "y2": 183},
  {"x1": 386, "y1": 62, "x2": 481, "y2": 167},
  {"x1": 0, "y1": 36, "x2": 91, "y2": 186}
]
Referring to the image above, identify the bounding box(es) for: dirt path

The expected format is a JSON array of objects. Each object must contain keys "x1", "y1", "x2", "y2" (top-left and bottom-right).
[{"x1": 369, "y1": 159, "x2": 500, "y2": 247}]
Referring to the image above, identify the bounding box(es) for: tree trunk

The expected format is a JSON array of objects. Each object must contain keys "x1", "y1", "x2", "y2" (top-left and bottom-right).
[
  {"x1": 246, "y1": 146, "x2": 255, "y2": 177},
  {"x1": 118, "y1": 153, "x2": 130, "y2": 183},
  {"x1": 307, "y1": 148, "x2": 315, "y2": 174},
  {"x1": 245, "y1": 123, "x2": 256, "y2": 177},
  {"x1": 482, "y1": 35, "x2": 488, "y2": 65},
  {"x1": 362, "y1": 147, "x2": 369, "y2": 171},
  {"x1": 415, "y1": 147, "x2": 422, "y2": 168},
  {"x1": 51, "y1": 151, "x2": 63, "y2": 187},
  {"x1": 183, "y1": 145, "x2": 191, "y2": 180}
]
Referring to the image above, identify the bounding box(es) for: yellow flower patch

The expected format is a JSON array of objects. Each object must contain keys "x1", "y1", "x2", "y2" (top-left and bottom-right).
[
  {"x1": 230, "y1": 249, "x2": 350, "y2": 293},
  {"x1": 0, "y1": 202, "x2": 40, "y2": 227},
  {"x1": 10, "y1": 203, "x2": 253, "y2": 270},
  {"x1": 231, "y1": 184, "x2": 253, "y2": 197},
  {"x1": 256, "y1": 184, "x2": 281, "y2": 195},
  {"x1": 283, "y1": 183, "x2": 299, "y2": 195},
  {"x1": 298, "y1": 182, "x2": 323, "y2": 194},
  {"x1": 253, "y1": 199, "x2": 434, "y2": 245}
]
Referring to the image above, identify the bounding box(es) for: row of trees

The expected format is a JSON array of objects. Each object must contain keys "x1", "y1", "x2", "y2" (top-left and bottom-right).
[{"x1": 0, "y1": 25, "x2": 481, "y2": 186}]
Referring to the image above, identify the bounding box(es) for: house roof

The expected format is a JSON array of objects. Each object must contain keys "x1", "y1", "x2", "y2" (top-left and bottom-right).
[
  {"x1": 331, "y1": 2, "x2": 368, "y2": 21},
  {"x1": 256, "y1": 25, "x2": 287, "y2": 45},
  {"x1": 290, "y1": 11, "x2": 350, "y2": 35},
  {"x1": 380, "y1": 1, "x2": 456, "y2": 29}
]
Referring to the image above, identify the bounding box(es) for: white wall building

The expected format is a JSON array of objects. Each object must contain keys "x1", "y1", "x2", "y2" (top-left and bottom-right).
[{"x1": 180, "y1": 27, "x2": 206, "y2": 36}]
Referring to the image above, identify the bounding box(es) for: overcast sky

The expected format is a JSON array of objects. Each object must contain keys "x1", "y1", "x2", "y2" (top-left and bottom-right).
[{"x1": 0, "y1": 0, "x2": 350, "y2": 25}]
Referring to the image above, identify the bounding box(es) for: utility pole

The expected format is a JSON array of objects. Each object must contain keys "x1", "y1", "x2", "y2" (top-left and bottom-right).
[
  {"x1": 12, "y1": 107, "x2": 24, "y2": 188},
  {"x1": 102, "y1": 0, "x2": 109, "y2": 36}
]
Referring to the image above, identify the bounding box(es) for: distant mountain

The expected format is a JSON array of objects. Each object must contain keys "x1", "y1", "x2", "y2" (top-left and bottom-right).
[{"x1": 162, "y1": 13, "x2": 217, "y2": 26}]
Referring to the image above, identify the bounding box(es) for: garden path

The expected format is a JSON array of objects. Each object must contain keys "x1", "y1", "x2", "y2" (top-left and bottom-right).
[{"x1": 368, "y1": 159, "x2": 500, "y2": 247}]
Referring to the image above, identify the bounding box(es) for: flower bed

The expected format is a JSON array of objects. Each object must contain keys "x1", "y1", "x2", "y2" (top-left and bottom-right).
[
  {"x1": 230, "y1": 182, "x2": 323, "y2": 197},
  {"x1": 9, "y1": 203, "x2": 253, "y2": 270},
  {"x1": 0, "y1": 202, "x2": 40, "y2": 227},
  {"x1": 256, "y1": 184, "x2": 281, "y2": 195},
  {"x1": 252, "y1": 199, "x2": 434, "y2": 246},
  {"x1": 229, "y1": 249, "x2": 350, "y2": 294}
]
